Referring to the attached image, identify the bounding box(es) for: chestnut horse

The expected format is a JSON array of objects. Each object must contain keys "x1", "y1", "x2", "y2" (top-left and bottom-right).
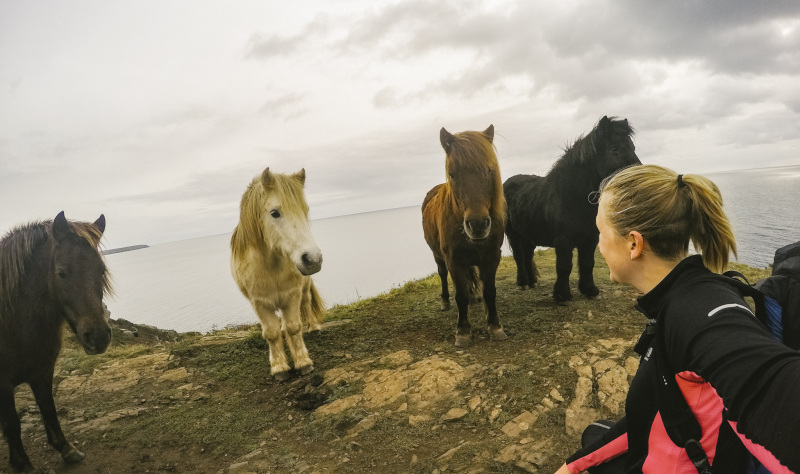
[
  {"x1": 0, "y1": 212, "x2": 111, "y2": 472},
  {"x1": 422, "y1": 125, "x2": 507, "y2": 347},
  {"x1": 231, "y1": 167, "x2": 325, "y2": 381}
]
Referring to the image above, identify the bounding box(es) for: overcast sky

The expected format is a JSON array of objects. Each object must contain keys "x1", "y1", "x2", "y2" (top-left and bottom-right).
[{"x1": 2, "y1": 1, "x2": 799, "y2": 249}]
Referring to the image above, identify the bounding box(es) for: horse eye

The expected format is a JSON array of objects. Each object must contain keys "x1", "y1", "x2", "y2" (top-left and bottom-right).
[
  {"x1": 610, "y1": 147, "x2": 618, "y2": 152},
  {"x1": 57, "y1": 270, "x2": 67, "y2": 279},
  {"x1": 449, "y1": 173, "x2": 455, "y2": 180},
  {"x1": 270, "y1": 210, "x2": 281, "y2": 219}
]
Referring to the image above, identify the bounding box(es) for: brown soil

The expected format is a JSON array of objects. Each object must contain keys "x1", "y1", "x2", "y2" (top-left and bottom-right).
[{"x1": 6, "y1": 249, "x2": 769, "y2": 474}]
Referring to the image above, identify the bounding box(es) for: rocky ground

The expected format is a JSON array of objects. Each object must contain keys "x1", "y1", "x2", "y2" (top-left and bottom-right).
[{"x1": 6, "y1": 250, "x2": 769, "y2": 473}]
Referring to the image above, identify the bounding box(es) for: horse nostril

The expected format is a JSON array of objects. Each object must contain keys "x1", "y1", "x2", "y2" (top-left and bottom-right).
[{"x1": 302, "y1": 253, "x2": 311, "y2": 266}]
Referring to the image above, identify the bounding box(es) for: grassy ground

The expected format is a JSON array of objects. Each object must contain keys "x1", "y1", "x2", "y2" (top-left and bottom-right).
[{"x1": 8, "y1": 249, "x2": 770, "y2": 473}]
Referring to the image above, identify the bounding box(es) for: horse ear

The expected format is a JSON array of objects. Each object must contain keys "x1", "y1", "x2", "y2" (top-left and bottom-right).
[
  {"x1": 483, "y1": 124, "x2": 494, "y2": 143},
  {"x1": 599, "y1": 116, "x2": 610, "y2": 130},
  {"x1": 261, "y1": 167, "x2": 275, "y2": 190},
  {"x1": 94, "y1": 214, "x2": 106, "y2": 235},
  {"x1": 440, "y1": 127, "x2": 454, "y2": 153},
  {"x1": 293, "y1": 168, "x2": 306, "y2": 186},
  {"x1": 53, "y1": 211, "x2": 70, "y2": 239}
]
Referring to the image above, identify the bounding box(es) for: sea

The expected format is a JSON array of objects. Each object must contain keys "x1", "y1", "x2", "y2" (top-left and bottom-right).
[{"x1": 103, "y1": 166, "x2": 800, "y2": 333}]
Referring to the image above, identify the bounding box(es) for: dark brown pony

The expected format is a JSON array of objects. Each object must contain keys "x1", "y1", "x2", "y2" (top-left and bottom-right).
[
  {"x1": 422, "y1": 125, "x2": 507, "y2": 347},
  {"x1": 0, "y1": 212, "x2": 111, "y2": 472}
]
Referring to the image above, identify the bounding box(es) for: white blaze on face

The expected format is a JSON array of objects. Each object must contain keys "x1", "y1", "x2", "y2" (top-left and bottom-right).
[{"x1": 263, "y1": 195, "x2": 323, "y2": 276}]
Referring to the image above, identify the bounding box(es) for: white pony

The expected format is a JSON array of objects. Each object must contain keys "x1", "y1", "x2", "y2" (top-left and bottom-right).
[{"x1": 231, "y1": 167, "x2": 324, "y2": 380}]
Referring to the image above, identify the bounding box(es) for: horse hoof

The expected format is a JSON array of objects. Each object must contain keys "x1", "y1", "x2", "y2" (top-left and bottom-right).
[
  {"x1": 581, "y1": 287, "x2": 600, "y2": 299},
  {"x1": 489, "y1": 328, "x2": 508, "y2": 341},
  {"x1": 440, "y1": 301, "x2": 451, "y2": 311},
  {"x1": 518, "y1": 285, "x2": 529, "y2": 291},
  {"x1": 273, "y1": 370, "x2": 291, "y2": 381},
  {"x1": 299, "y1": 364, "x2": 315, "y2": 376},
  {"x1": 61, "y1": 445, "x2": 85, "y2": 463},
  {"x1": 553, "y1": 292, "x2": 573, "y2": 303},
  {"x1": 454, "y1": 334, "x2": 472, "y2": 348}
]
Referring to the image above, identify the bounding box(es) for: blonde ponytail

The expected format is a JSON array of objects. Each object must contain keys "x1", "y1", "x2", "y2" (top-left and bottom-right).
[{"x1": 599, "y1": 165, "x2": 737, "y2": 272}]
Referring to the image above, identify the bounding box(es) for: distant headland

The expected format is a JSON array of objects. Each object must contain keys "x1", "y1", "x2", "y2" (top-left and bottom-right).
[{"x1": 103, "y1": 245, "x2": 149, "y2": 255}]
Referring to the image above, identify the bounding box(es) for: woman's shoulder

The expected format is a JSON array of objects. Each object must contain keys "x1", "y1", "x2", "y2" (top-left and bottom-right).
[{"x1": 662, "y1": 273, "x2": 751, "y2": 325}]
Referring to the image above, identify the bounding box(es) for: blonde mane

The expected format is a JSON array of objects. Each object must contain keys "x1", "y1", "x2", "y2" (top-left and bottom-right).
[{"x1": 231, "y1": 171, "x2": 310, "y2": 261}]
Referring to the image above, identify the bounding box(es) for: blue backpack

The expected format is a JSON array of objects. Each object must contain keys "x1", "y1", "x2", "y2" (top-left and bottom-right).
[{"x1": 656, "y1": 242, "x2": 800, "y2": 474}]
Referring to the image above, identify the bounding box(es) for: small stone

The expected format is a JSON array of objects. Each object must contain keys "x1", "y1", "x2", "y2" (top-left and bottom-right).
[
  {"x1": 550, "y1": 388, "x2": 564, "y2": 403},
  {"x1": 411, "y1": 454, "x2": 418, "y2": 465},
  {"x1": 441, "y1": 408, "x2": 468, "y2": 422},
  {"x1": 489, "y1": 409, "x2": 502, "y2": 422},
  {"x1": 468, "y1": 396, "x2": 482, "y2": 411}
]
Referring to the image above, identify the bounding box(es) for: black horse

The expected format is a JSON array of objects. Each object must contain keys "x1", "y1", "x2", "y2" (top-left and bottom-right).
[
  {"x1": 0, "y1": 212, "x2": 111, "y2": 472},
  {"x1": 504, "y1": 116, "x2": 640, "y2": 302}
]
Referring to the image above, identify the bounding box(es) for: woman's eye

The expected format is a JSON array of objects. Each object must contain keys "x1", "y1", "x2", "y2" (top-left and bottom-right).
[{"x1": 270, "y1": 210, "x2": 281, "y2": 218}]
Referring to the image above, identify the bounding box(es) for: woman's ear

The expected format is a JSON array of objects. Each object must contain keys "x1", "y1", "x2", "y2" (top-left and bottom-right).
[{"x1": 629, "y1": 231, "x2": 644, "y2": 260}]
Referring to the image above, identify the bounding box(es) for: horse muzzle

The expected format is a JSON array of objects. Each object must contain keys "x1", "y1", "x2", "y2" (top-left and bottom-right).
[
  {"x1": 296, "y1": 250, "x2": 323, "y2": 276},
  {"x1": 77, "y1": 323, "x2": 112, "y2": 355},
  {"x1": 464, "y1": 216, "x2": 492, "y2": 240}
]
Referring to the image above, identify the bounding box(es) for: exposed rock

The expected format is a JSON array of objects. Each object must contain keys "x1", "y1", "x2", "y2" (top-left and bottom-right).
[
  {"x1": 346, "y1": 414, "x2": 378, "y2": 438},
  {"x1": 441, "y1": 407, "x2": 467, "y2": 421},
  {"x1": 501, "y1": 410, "x2": 538, "y2": 437},
  {"x1": 314, "y1": 395, "x2": 363, "y2": 416},
  {"x1": 409, "y1": 414, "x2": 431, "y2": 426}
]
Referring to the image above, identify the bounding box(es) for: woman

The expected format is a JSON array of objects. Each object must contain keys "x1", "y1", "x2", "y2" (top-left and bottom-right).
[{"x1": 555, "y1": 165, "x2": 800, "y2": 473}]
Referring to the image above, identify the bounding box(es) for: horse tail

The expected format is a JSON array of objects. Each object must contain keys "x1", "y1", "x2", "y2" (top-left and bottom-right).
[{"x1": 302, "y1": 280, "x2": 325, "y2": 332}]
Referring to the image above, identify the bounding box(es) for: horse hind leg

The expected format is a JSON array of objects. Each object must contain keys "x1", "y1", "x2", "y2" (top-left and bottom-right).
[
  {"x1": 435, "y1": 258, "x2": 451, "y2": 311},
  {"x1": 252, "y1": 300, "x2": 292, "y2": 380},
  {"x1": 1, "y1": 384, "x2": 35, "y2": 472},
  {"x1": 283, "y1": 295, "x2": 314, "y2": 376},
  {"x1": 30, "y1": 376, "x2": 84, "y2": 464},
  {"x1": 469, "y1": 267, "x2": 483, "y2": 304},
  {"x1": 300, "y1": 279, "x2": 323, "y2": 334},
  {"x1": 506, "y1": 226, "x2": 534, "y2": 289}
]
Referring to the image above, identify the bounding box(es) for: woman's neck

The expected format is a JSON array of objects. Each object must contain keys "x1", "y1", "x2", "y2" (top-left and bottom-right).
[{"x1": 630, "y1": 254, "x2": 685, "y2": 294}]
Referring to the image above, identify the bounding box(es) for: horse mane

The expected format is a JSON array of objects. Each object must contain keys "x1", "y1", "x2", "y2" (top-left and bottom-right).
[
  {"x1": 0, "y1": 220, "x2": 110, "y2": 315},
  {"x1": 231, "y1": 172, "x2": 310, "y2": 260},
  {"x1": 550, "y1": 116, "x2": 635, "y2": 173},
  {"x1": 446, "y1": 130, "x2": 507, "y2": 225}
]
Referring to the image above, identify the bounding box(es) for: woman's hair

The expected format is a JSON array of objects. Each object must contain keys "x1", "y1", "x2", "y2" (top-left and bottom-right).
[{"x1": 598, "y1": 164, "x2": 737, "y2": 273}]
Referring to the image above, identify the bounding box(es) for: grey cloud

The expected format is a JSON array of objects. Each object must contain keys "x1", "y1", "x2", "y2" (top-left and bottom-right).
[
  {"x1": 259, "y1": 92, "x2": 307, "y2": 120},
  {"x1": 245, "y1": 14, "x2": 331, "y2": 60}
]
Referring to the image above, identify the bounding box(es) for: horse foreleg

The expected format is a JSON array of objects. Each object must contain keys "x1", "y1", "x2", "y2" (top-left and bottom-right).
[
  {"x1": 450, "y1": 264, "x2": 473, "y2": 347},
  {"x1": 0, "y1": 384, "x2": 33, "y2": 472},
  {"x1": 283, "y1": 294, "x2": 314, "y2": 376},
  {"x1": 30, "y1": 377, "x2": 84, "y2": 464},
  {"x1": 553, "y1": 245, "x2": 574, "y2": 303},
  {"x1": 435, "y1": 258, "x2": 450, "y2": 310},
  {"x1": 577, "y1": 241, "x2": 599, "y2": 298},
  {"x1": 480, "y1": 256, "x2": 507, "y2": 341},
  {"x1": 253, "y1": 301, "x2": 291, "y2": 380}
]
